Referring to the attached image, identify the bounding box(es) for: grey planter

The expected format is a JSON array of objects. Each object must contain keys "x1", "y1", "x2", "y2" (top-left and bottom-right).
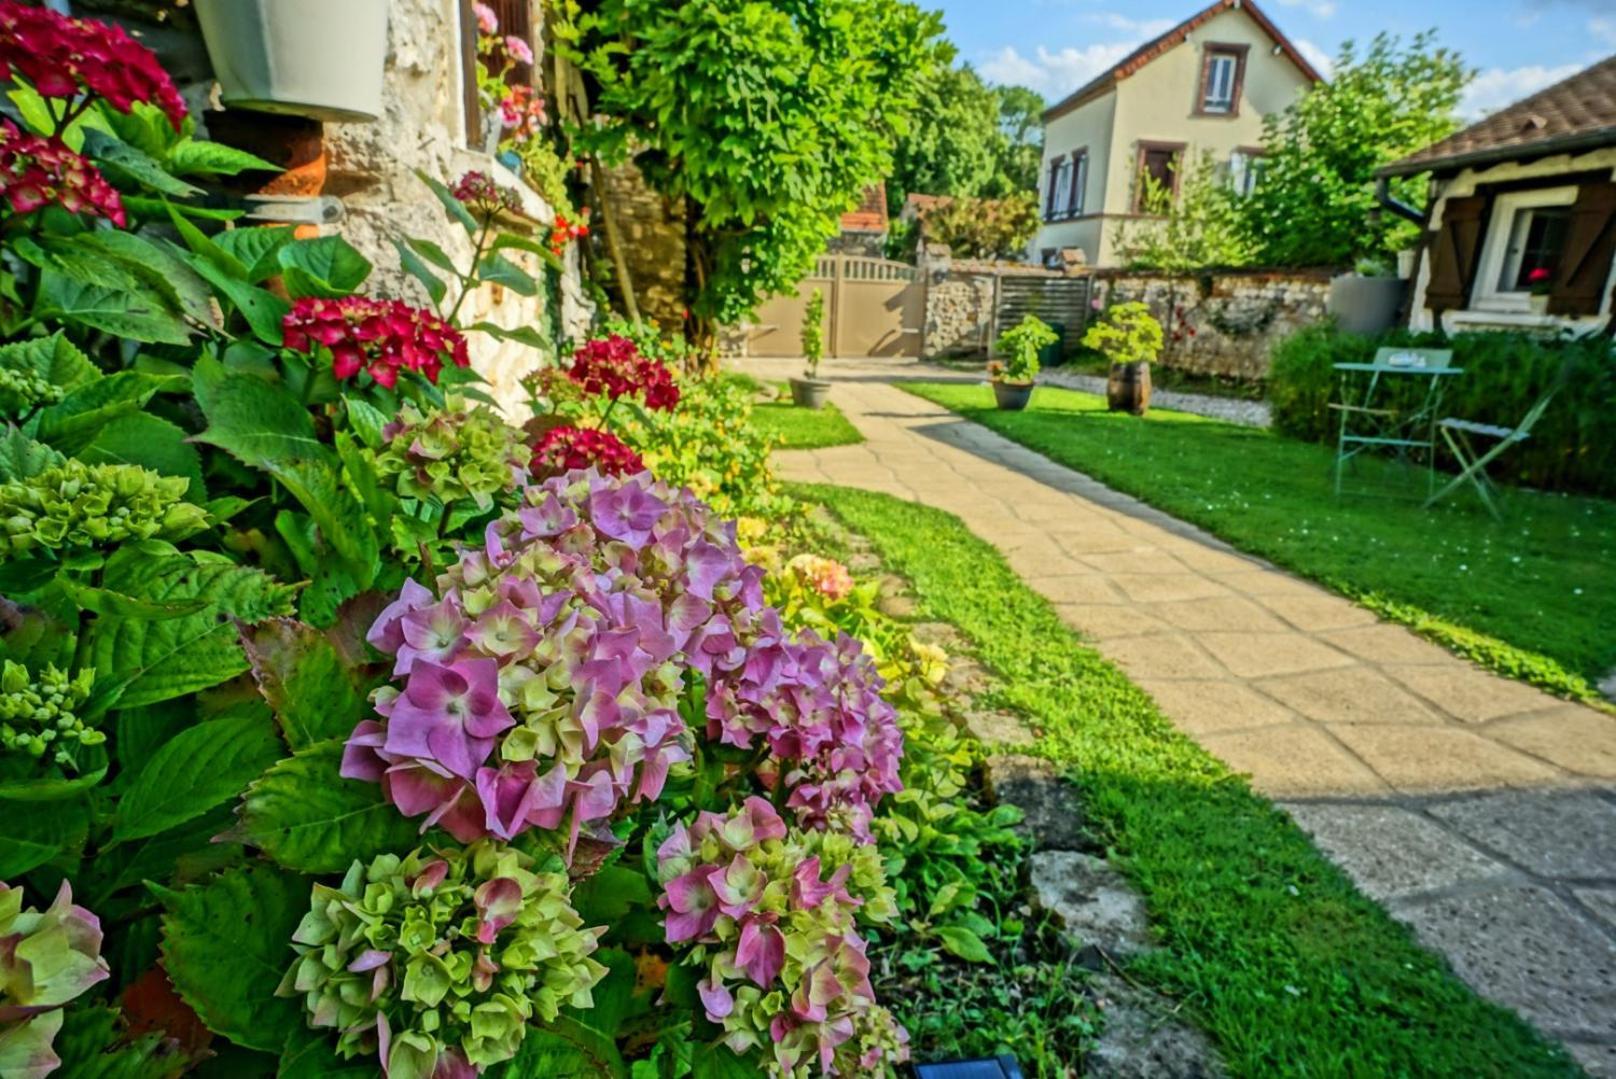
[
  {"x1": 790, "y1": 376, "x2": 832, "y2": 410},
  {"x1": 1327, "y1": 275, "x2": 1407, "y2": 336},
  {"x1": 992, "y1": 380, "x2": 1034, "y2": 411},
  {"x1": 195, "y1": 0, "x2": 389, "y2": 123}
]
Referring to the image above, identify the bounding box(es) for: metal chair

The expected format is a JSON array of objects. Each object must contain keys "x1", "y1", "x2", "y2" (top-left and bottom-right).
[{"x1": 1423, "y1": 387, "x2": 1559, "y2": 519}]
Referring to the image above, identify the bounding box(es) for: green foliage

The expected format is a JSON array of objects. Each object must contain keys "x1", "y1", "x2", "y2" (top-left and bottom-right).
[
  {"x1": 887, "y1": 65, "x2": 1045, "y2": 212},
  {"x1": 904, "y1": 379, "x2": 1616, "y2": 692},
  {"x1": 747, "y1": 382, "x2": 864, "y2": 450},
  {"x1": 990, "y1": 85, "x2": 1046, "y2": 197},
  {"x1": 1268, "y1": 325, "x2": 1616, "y2": 497},
  {"x1": 806, "y1": 482, "x2": 1580, "y2": 1078},
  {"x1": 993, "y1": 315, "x2": 1056, "y2": 382},
  {"x1": 111, "y1": 711, "x2": 282, "y2": 841},
  {"x1": 800, "y1": 289, "x2": 825, "y2": 377},
  {"x1": 1114, "y1": 152, "x2": 1257, "y2": 272},
  {"x1": 920, "y1": 192, "x2": 1040, "y2": 261},
  {"x1": 563, "y1": 0, "x2": 944, "y2": 341},
  {"x1": 1244, "y1": 32, "x2": 1470, "y2": 266},
  {"x1": 1081, "y1": 302, "x2": 1163, "y2": 367}
]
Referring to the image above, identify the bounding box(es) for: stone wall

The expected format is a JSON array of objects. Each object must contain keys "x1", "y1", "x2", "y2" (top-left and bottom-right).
[
  {"x1": 599, "y1": 162, "x2": 688, "y2": 332},
  {"x1": 918, "y1": 248, "x2": 1083, "y2": 359},
  {"x1": 1092, "y1": 269, "x2": 1333, "y2": 381}
]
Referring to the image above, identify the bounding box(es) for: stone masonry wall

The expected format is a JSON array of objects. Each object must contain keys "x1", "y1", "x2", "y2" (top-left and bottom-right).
[
  {"x1": 1093, "y1": 269, "x2": 1332, "y2": 381},
  {"x1": 599, "y1": 161, "x2": 688, "y2": 333}
]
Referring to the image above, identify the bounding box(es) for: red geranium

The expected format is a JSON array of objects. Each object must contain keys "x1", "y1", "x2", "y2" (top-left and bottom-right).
[
  {"x1": 531, "y1": 425, "x2": 645, "y2": 477},
  {"x1": 281, "y1": 297, "x2": 470, "y2": 388},
  {"x1": 0, "y1": 2, "x2": 187, "y2": 129},
  {"x1": 0, "y1": 122, "x2": 125, "y2": 225},
  {"x1": 568, "y1": 334, "x2": 679, "y2": 411},
  {"x1": 547, "y1": 208, "x2": 589, "y2": 256}
]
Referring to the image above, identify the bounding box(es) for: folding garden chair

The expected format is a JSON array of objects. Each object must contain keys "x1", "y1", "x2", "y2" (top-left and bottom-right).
[{"x1": 1423, "y1": 386, "x2": 1558, "y2": 519}]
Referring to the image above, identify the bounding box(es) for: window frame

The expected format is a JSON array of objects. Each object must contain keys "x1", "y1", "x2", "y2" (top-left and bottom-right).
[
  {"x1": 1195, "y1": 43, "x2": 1249, "y2": 117},
  {"x1": 459, "y1": 0, "x2": 536, "y2": 150},
  {"x1": 1472, "y1": 185, "x2": 1579, "y2": 313},
  {"x1": 1132, "y1": 140, "x2": 1185, "y2": 214},
  {"x1": 1067, "y1": 148, "x2": 1089, "y2": 217}
]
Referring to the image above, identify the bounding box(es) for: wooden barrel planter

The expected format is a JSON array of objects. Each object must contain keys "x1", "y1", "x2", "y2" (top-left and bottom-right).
[{"x1": 1106, "y1": 361, "x2": 1151, "y2": 416}]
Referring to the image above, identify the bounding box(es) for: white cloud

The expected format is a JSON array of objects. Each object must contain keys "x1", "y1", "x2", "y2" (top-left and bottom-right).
[
  {"x1": 1591, "y1": 16, "x2": 1616, "y2": 46},
  {"x1": 1083, "y1": 13, "x2": 1176, "y2": 37},
  {"x1": 1295, "y1": 38, "x2": 1335, "y2": 78},
  {"x1": 1459, "y1": 63, "x2": 1582, "y2": 120},
  {"x1": 980, "y1": 42, "x2": 1139, "y2": 98},
  {"x1": 1271, "y1": 0, "x2": 1337, "y2": 17}
]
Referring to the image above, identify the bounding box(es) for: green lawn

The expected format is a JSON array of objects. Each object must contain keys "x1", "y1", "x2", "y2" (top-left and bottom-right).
[
  {"x1": 903, "y1": 381, "x2": 1616, "y2": 697},
  {"x1": 747, "y1": 382, "x2": 864, "y2": 450},
  {"x1": 799, "y1": 483, "x2": 1577, "y2": 1077}
]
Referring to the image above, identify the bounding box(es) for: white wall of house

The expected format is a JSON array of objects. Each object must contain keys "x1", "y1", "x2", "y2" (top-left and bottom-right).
[
  {"x1": 1033, "y1": 5, "x2": 1313, "y2": 267},
  {"x1": 1409, "y1": 147, "x2": 1616, "y2": 335}
]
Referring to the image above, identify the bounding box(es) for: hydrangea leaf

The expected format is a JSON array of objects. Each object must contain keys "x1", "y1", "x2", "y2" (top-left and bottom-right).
[
  {"x1": 152, "y1": 865, "x2": 306, "y2": 1053},
  {"x1": 96, "y1": 803, "x2": 242, "y2": 899},
  {"x1": 78, "y1": 412, "x2": 208, "y2": 500},
  {"x1": 49, "y1": 1005, "x2": 184, "y2": 1079},
  {"x1": 936, "y1": 924, "x2": 993, "y2": 964},
  {"x1": 0, "y1": 798, "x2": 89, "y2": 876},
  {"x1": 90, "y1": 550, "x2": 298, "y2": 710},
  {"x1": 484, "y1": 1016, "x2": 628, "y2": 1079},
  {"x1": 0, "y1": 332, "x2": 101, "y2": 395},
  {"x1": 34, "y1": 267, "x2": 194, "y2": 345},
  {"x1": 239, "y1": 618, "x2": 373, "y2": 749},
  {"x1": 112, "y1": 711, "x2": 283, "y2": 841},
  {"x1": 0, "y1": 427, "x2": 65, "y2": 482},
  {"x1": 277, "y1": 236, "x2": 373, "y2": 300},
  {"x1": 688, "y1": 1043, "x2": 756, "y2": 1079},
  {"x1": 238, "y1": 740, "x2": 419, "y2": 874},
  {"x1": 278, "y1": 1027, "x2": 372, "y2": 1079},
  {"x1": 212, "y1": 226, "x2": 296, "y2": 284}
]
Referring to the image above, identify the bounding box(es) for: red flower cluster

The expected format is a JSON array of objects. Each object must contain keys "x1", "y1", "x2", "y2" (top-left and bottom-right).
[
  {"x1": 281, "y1": 297, "x2": 471, "y2": 389},
  {"x1": 531, "y1": 425, "x2": 645, "y2": 477},
  {"x1": 547, "y1": 208, "x2": 589, "y2": 256},
  {"x1": 568, "y1": 334, "x2": 679, "y2": 411},
  {"x1": 452, "y1": 170, "x2": 517, "y2": 216},
  {"x1": 498, "y1": 84, "x2": 548, "y2": 142},
  {"x1": 0, "y1": 2, "x2": 187, "y2": 129},
  {"x1": 0, "y1": 122, "x2": 125, "y2": 226}
]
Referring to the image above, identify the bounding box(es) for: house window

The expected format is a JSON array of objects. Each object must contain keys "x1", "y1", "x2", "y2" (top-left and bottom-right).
[
  {"x1": 1046, "y1": 157, "x2": 1074, "y2": 221},
  {"x1": 1472, "y1": 186, "x2": 1578, "y2": 312},
  {"x1": 460, "y1": 0, "x2": 535, "y2": 147},
  {"x1": 1133, "y1": 143, "x2": 1183, "y2": 213},
  {"x1": 1228, "y1": 149, "x2": 1265, "y2": 196},
  {"x1": 1197, "y1": 44, "x2": 1248, "y2": 116},
  {"x1": 1067, "y1": 149, "x2": 1088, "y2": 216}
]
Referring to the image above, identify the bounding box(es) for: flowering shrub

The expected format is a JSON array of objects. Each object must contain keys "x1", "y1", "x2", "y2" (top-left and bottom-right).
[
  {"x1": 568, "y1": 334, "x2": 680, "y2": 411},
  {"x1": 0, "y1": 123, "x2": 125, "y2": 225},
  {"x1": 656, "y1": 798, "x2": 908, "y2": 1076},
  {"x1": 531, "y1": 425, "x2": 644, "y2": 477},
  {"x1": 372, "y1": 396, "x2": 528, "y2": 511},
  {"x1": 279, "y1": 841, "x2": 605, "y2": 1078},
  {"x1": 0, "y1": 880, "x2": 109, "y2": 1079},
  {"x1": 0, "y1": 460, "x2": 207, "y2": 556},
  {"x1": 0, "y1": 661, "x2": 99, "y2": 778},
  {"x1": 281, "y1": 297, "x2": 470, "y2": 388},
  {"x1": 450, "y1": 170, "x2": 518, "y2": 217},
  {"x1": 786, "y1": 554, "x2": 855, "y2": 602},
  {"x1": 0, "y1": 1, "x2": 186, "y2": 129}
]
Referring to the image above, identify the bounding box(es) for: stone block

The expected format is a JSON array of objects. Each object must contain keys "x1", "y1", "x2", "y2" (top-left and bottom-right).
[
  {"x1": 984, "y1": 755, "x2": 1088, "y2": 849},
  {"x1": 1029, "y1": 851, "x2": 1153, "y2": 956},
  {"x1": 1280, "y1": 801, "x2": 1516, "y2": 901}
]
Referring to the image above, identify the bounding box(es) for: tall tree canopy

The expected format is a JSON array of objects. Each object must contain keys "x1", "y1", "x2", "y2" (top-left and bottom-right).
[
  {"x1": 886, "y1": 62, "x2": 1044, "y2": 213},
  {"x1": 562, "y1": 0, "x2": 945, "y2": 351},
  {"x1": 1244, "y1": 32, "x2": 1470, "y2": 267}
]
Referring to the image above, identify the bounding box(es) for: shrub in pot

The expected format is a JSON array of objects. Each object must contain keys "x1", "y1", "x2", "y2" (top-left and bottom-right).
[
  {"x1": 1083, "y1": 301, "x2": 1162, "y2": 416},
  {"x1": 989, "y1": 315, "x2": 1055, "y2": 411},
  {"x1": 791, "y1": 287, "x2": 831, "y2": 409}
]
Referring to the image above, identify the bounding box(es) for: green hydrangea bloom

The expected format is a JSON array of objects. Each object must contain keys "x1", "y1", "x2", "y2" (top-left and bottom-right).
[
  {"x1": 0, "y1": 460, "x2": 207, "y2": 557},
  {"x1": 0, "y1": 366, "x2": 64, "y2": 418},
  {"x1": 0, "y1": 879, "x2": 110, "y2": 1079},
  {"x1": 0, "y1": 661, "x2": 99, "y2": 773},
  {"x1": 370, "y1": 396, "x2": 528, "y2": 511},
  {"x1": 278, "y1": 840, "x2": 606, "y2": 1078}
]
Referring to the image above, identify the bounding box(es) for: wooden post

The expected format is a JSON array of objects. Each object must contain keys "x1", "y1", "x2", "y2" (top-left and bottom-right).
[{"x1": 986, "y1": 270, "x2": 1003, "y2": 357}]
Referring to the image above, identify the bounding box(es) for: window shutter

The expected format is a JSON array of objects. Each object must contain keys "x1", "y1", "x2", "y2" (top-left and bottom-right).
[
  {"x1": 459, "y1": 0, "x2": 480, "y2": 144},
  {"x1": 1423, "y1": 194, "x2": 1487, "y2": 314},
  {"x1": 1547, "y1": 181, "x2": 1616, "y2": 317}
]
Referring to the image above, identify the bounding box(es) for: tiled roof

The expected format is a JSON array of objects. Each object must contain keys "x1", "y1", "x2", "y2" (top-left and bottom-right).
[
  {"x1": 840, "y1": 182, "x2": 889, "y2": 232},
  {"x1": 1043, "y1": 0, "x2": 1323, "y2": 123},
  {"x1": 1380, "y1": 54, "x2": 1616, "y2": 177}
]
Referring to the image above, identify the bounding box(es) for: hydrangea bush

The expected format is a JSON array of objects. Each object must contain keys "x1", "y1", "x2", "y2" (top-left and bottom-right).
[{"x1": 0, "y1": 881, "x2": 109, "y2": 1079}]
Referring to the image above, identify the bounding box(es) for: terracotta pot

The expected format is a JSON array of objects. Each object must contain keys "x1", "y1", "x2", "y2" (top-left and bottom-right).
[
  {"x1": 1106, "y1": 361, "x2": 1151, "y2": 415},
  {"x1": 195, "y1": 0, "x2": 388, "y2": 123},
  {"x1": 790, "y1": 376, "x2": 832, "y2": 410},
  {"x1": 992, "y1": 380, "x2": 1034, "y2": 411}
]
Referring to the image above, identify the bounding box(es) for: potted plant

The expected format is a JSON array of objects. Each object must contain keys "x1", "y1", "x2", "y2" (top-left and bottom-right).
[
  {"x1": 1526, "y1": 267, "x2": 1553, "y2": 314},
  {"x1": 790, "y1": 288, "x2": 831, "y2": 409},
  {"x1": 989, "y1": 315, "x2": 1055, "y2": 411},
  {"x1": 194, "y1": 0, "x2": 389, "y2": 123},
  {"x1": 1082, "y1": 301, "x2": 1162, "y2": 416}
]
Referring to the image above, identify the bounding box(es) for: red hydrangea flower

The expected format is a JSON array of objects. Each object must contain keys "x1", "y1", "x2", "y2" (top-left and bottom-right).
[
  {"x1": 0, "y1": 2, "x2": 187, "y2": 129},
  {"x1": 532, "y1": 425, "x2": 645, "y2": 477},
  {"x1": 281, "y1": 297, "x2": 470, "y2": 388},
  {"x1": 567, "y1": 334, "x2": 679, "y2": 411},
  {"x1": 0, "y1": 122, "x2": 125, "y2": 225}
]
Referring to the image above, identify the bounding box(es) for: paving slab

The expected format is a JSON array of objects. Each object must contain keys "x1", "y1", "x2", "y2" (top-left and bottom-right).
[
  {"x1": 1487, "y1": 706, "x2": 1616, "y2": 777},
  {"x1": 1327, "y1": 725, "x2": 1563, "y2": 794},
  {"x1": 1281, "y1": 801, "x2": 1518, "y2": 901},
  {"x1": 1196, "y1": 726, "x2": 1391, "y2": 797},
  {"x1": 1256, "y1": 667, "x2": 1445, "y2": 725},
  {"x1": 1143, "y1": 595, "x2": 1289, "y2": 633},
  {"x1": 1427, "y1": 790, "x2": 1616, "y2": 879},
  {"x1": 1195, "y1": 631, "x2": 1354, "y2": 679},
  {"x1": 1131, "y1": 679, "x2": 1297, "y2": 736}
]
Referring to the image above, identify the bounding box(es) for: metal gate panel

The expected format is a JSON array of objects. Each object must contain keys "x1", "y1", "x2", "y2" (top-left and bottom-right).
[{"x1": 993, "y1": 275, "x2": 1093, "y2": 359}]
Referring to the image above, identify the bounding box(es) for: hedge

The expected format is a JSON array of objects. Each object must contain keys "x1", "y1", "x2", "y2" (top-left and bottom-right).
[{"x1": 1268, "y1": 325, "x2": 1616, "y2": 496}]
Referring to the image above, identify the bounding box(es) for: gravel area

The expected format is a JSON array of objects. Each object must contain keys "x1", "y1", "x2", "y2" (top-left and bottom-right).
[{"x1": 1038, "y1": 368, "x2": 1272, "y2": 428}]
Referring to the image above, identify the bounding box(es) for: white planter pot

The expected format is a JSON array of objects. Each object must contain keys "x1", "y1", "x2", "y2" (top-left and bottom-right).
[
  {"x1": 1327, "y1": 274, "x2": 1407, "y2": 336},
  {"x1": 195, "y1": 0, "x2": 389, "y2": 123}
]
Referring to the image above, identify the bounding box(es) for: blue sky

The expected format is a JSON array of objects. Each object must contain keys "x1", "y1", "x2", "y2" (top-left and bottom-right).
[{"x1": 931, "y1": 0, "x2": 1615, "y2": 118}]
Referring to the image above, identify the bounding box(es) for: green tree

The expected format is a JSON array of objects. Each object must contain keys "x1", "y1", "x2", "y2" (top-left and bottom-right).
[
  {"x1": 561, "y1": 0, "x2": 944, "y2": 358},
  {"x1": 922, "y1": 192, "x2": 1041, "y2": 260},
  {"x1": 1113, "y1": 152, "x2": 1257, "y2": 272},
  {"x1": 1244, "y1": 31, "x2": 1470, "y2": 266},
  {"x1": 887, "y1": 61, "x2": 1001, "y2": 214},
  {"x1": 987, "y1": 84, "x2": 1045, "y2": 196}
]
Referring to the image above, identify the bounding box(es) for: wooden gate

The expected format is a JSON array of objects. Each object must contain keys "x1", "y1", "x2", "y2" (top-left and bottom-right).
[{"x1": 748, "y1": 256, "x2": 924, "y2": 359}]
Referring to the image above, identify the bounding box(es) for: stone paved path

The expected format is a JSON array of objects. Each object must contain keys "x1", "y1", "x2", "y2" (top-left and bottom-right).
[{"x1": 751, "y1": 357, "x2": 1616, "y2": 1073}]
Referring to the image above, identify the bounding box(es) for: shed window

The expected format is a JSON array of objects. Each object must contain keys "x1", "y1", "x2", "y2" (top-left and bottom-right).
[{"x1": 1471, "y1": 185, "x2": 1578, "y2": 312}]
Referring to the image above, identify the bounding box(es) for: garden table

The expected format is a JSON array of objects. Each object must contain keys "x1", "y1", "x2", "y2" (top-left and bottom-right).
[{"x1": 1330, "y1": 348, "x2": 1462, "y2": 496}]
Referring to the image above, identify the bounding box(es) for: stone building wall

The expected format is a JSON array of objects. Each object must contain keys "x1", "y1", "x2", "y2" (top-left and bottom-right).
[
  {"x1": 1092, "y1": 270, "x2": 1332, "y2": 381},
  {"x1": 598, "y1": 162, "x2": 688, "y2": 332}
]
